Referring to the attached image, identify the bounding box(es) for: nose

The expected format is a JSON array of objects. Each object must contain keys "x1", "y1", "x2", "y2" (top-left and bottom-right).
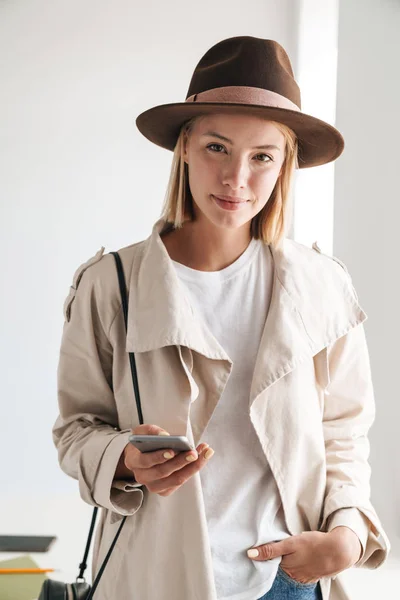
[{"x1": 221, "y1": 155, "x2": 249, "y2": 190}]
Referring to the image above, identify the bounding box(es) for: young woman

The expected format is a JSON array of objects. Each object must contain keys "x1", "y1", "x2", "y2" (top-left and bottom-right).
[{"x1": 53, "y1": 37, "x2": 390, "y2": 600}]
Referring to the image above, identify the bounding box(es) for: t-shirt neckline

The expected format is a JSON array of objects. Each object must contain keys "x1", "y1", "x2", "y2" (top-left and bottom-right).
[{"x1": 171, "y1": 237, "x2": 262, "y2": 283}]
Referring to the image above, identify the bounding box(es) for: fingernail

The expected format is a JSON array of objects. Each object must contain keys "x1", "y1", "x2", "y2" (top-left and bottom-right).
[
  {"x1": 247, "y1": 549, "x2": 259, "y2": 558},
  {"x1": 204, "y1": 448, "x2": 214, "y2": 460},
  {"x1": 163, "y1": 452, "x2": 174, "y2": 459},
  {"x1": 186, "y1": 454, "x2": 197, "y2": 462},
  {"x1": 158, "y1": 431, "x2": 170, "y2": 436}
]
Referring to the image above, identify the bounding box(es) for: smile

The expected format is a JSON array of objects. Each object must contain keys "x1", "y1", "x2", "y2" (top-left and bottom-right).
[{"x1": 212, "y1": 195, "x2": 249, "y2": 211}]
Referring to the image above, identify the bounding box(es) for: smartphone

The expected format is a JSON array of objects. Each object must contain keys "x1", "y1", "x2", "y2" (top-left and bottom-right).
[
  {"x1": 129, "y1": 434, "x2": 194, "y2": 453},
  {"x1": 0, "y1": 535, "x2": 57, "y2": 553}
]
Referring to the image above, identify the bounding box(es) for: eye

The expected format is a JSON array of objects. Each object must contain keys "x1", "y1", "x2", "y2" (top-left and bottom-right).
[
  {"x1": 206, "y1": 144, "x2": 273, "y2": 163},
  {"x1": 207, "y1": 143, "x2": 225, "y2": 153},
  {"x1": 255, "y1": 153, "x2": 274, "y2": 163}
]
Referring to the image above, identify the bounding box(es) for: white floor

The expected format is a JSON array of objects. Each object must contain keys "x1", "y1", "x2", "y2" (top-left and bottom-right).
[{"x1": 1, "y1": 493, "x2": 398, "y2": 599}]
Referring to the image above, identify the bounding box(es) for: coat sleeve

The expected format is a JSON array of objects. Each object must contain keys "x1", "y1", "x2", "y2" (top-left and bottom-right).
[
  {"x1": 325, "y1": 507, "x2": 369, "y2": 564},
  {"x1": 319, "y1": 321, "x2": 391, "y2": 569},
  {"x1": 52, "y1": 256, "x2": 144, "y2": 516}
]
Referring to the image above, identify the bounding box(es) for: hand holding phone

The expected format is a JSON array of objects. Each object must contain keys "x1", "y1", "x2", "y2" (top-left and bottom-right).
[{"x1": 117, "y1": 424, "x2": 214, "y2": 497}]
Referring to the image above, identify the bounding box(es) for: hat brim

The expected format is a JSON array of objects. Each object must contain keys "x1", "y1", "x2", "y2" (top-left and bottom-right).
[{"x1": 135, "y1": 102, "x2": 344, "y2": 168}]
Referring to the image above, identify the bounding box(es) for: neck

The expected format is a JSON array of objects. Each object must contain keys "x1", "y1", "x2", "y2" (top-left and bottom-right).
[{"x1": 161, "y1": 218, "x2": 252, "y2": 272}]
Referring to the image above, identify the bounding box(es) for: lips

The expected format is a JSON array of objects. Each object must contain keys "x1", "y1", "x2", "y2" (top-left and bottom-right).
[
  {"x1": 214, "y1": 195, "x2": 247, "y2": 203},
  {"x1": 212, "y1": 195, "x2": 248, "y2": 211}
]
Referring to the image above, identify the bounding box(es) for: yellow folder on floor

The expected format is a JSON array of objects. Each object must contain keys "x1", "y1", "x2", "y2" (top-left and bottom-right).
[{"x1": 0, "y1": 555, "x2": 47, "y2": 600}]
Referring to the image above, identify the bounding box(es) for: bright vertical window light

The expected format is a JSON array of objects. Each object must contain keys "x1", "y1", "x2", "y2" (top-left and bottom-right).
[{"x1": 292, "y1": 0, "x2": 339, "y2": 256}]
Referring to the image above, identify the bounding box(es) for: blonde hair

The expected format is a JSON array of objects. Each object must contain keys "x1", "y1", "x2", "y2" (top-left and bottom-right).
[{"x1": 160, "y1": 113, "x2": 298, "y2": 250}]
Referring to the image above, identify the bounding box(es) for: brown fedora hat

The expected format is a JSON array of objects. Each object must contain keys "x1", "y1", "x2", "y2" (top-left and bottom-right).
[{"x1": 135, "y1": 36, "x2": 344, "y2": 168}]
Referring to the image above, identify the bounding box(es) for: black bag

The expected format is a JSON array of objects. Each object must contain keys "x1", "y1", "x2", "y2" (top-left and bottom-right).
[{"x1": 39, "y1": 251, "x2": 143, "y2": 599}]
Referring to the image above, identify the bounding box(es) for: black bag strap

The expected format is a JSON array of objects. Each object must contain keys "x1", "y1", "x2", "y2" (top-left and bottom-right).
[
  {"x1": 78, "y1": 251, "x2": 144, "y2": 599},
  {"x1": 112, "y1": 251, "x2": 144, "y2": 425},
  {"x1": 77, "y1": 506, "x2": 99, "y2": 581}
]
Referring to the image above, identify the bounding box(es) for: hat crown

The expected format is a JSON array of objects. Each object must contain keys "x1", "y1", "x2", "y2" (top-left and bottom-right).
[
  {"x1": 186, "y1": 36, "x2": 301, "y2": 109},
  {"x1": 135, "y1": 36, "x2": 344, "y2": 167}
]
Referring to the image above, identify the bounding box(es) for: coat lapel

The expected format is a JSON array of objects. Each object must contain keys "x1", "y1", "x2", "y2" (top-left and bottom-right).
[
  {"x1": 249, "y1": 239, "x2": 368, "y2": 405},
  {"x1": 125, "y1": 218, "x2": 229, "y2": 361},
  {"x1": 249, "y1": 267, "x2": 313, "y2": 405},
  {"x1": 126, "y1": 218, "x2": 367, "y2": 409}
]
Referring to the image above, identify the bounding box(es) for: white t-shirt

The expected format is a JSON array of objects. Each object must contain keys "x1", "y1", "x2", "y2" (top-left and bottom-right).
[{"x1": 172, "y1": 238, "x2": 292, "y2": 600}]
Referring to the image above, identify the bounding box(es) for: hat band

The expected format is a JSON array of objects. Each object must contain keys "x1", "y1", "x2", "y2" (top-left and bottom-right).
[{"x1": 185, "y1": 86, "x2": 300, "y2": 112}]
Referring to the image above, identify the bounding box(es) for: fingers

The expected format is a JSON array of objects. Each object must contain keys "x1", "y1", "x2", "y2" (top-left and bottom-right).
[
  {"x1": 142, "y1": 444, "x2": 214, "y2": 494},
  {"x1": 247, "y1": 538, "x2": 295, "y2": 561},
  {"x1": 124, "y1": 444, "x2": 173, "y2": 472},
  {"x1": 132, "y1": 423, "x2": 171, "y2": 436},
  {"x1": 135, "y1": 443, "x2": 205, "y2": 480},
  {"x1": 131, "y1": 444, "x2": 202, "y2": 480},
  {"x1": 125, "y1": 424, "x2": 174, "y2": 471},
  {"x1": 126, "y1": 425, "x2": 215, "y2": 497}
]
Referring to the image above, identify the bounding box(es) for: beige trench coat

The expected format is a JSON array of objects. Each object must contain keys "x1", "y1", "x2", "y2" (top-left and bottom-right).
[{"x1": 53, "y1": 218, "x2": 390, "y2": 600}]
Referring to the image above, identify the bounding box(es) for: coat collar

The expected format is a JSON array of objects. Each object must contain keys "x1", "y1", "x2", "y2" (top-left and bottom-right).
[
  {"x1": 126, "y1": 218, "x2": 367, "y2": 390},
  {"x1": 126, "y1": 218, "x2": 229, "y2": 360}
]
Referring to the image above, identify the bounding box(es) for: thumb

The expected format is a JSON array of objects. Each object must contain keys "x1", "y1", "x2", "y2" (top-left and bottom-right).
[
  {"x1": 132, "y1": 424, "x2": 170, "y2": 436},
  {"x1": 247, "y1": 540, "x2": 288, "y2": 561}
]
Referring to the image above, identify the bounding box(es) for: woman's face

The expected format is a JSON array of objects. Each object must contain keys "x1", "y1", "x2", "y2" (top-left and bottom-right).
[{"x1": 183, "y1": 112, "x2": 286, "y2": 231}]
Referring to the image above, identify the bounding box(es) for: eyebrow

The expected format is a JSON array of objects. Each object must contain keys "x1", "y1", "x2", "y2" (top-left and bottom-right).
[{"x1": 201, "y1": 131, "x2": 281, "y2": 151}]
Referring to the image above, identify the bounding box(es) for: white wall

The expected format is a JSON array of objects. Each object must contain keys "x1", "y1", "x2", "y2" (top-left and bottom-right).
[{"x1": 334, "y1": 0, "x2": 400, "y2": 555}]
